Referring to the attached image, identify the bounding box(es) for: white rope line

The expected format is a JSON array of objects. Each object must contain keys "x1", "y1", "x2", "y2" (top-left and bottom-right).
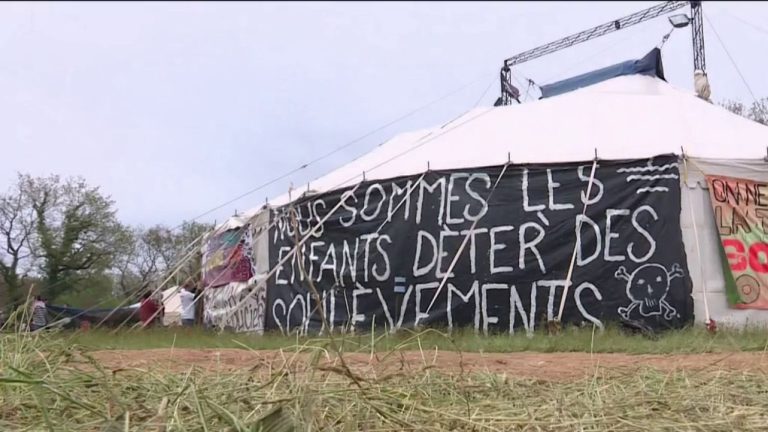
[
  {"x1": 215, "y1": 181, "x2": 364, "y2": 331},
  {"x1": 297, "y1": 171, "x2": 429, "y2": 333},
  {"x1": 311, "y1": 108, "x2": 496, "y2": 200},
  {"x1": 424, "y1": 162, "x2": 511, "y2": 316},
  {"x1": 129, "y1": 90, "x2": 492, "y2": 332},
  {"x1": 181, "y1": 214, "x2": 276, "y2": 306},
  {"x1": 330, "y1": 171, "x2": 428, "y2": 285},
  {"x1": 126, "y1": 210, "x2": 284, "y2": 332},
  {"x1": 97, "y1": 230, "x2": 209, "y2": 328},
  {"x1": 194, "y1": 170, "x2": 425, "y2": 334},
  {"x1": 125, "y1": 220, "x2": 258, "y2": 331},
  {"x1": 682, "y1": 154, "x2": 712, "y2": 324},
  {"x1": 556, "y1": 159, "x2": 598, "y2": 323},
  {"x1": 206, "y1": 85, "x2": 493, "y2": 333},
  {"x1": 115, "y1": 227, "x2": 232, "y2": 331},
  {"x1": 112, "y1": 210, "x2": 268, "y2": 330},
  {"x1": 176, "y1": 71, "x2": 496, "y2": 232},
  {"x1": 45, "y1": 227, "x2": 209, "y2": 327}
]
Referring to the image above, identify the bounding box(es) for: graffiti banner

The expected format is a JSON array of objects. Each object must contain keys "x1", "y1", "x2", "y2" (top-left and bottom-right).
[
  {"x1": 266, "y1": 155, "x2": 693, "y2": 335},
  {"x1": 203, "y1": 281, "x2": 266, "y2": 334},
  {"x1": 705, "y1": 174, "x2": 768, "y2": 309},
  {"x1": 202, "y1": 226, "x2": 254, "y2": 288}
]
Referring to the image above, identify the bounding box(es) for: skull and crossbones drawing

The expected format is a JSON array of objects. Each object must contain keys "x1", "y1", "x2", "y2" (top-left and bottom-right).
[{"x1": 615, "y1": 263, "x2": 684, "y2": 320}]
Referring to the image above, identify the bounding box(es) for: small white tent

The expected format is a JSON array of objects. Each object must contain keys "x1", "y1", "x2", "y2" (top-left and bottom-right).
[
  {"x1": 207, "y1": 74, "x2": 768, "y2": 332},
  {"x1": 161, "y1": 286, "x2": 183, "y2": 326},
  {"x1": 128, "y1": 286, "x2": 184, "y2": 326}
]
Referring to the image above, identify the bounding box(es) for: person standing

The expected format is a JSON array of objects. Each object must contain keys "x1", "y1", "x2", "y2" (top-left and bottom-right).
[
  {"x1": 139, "y1": 292, "x2": 161, "y2": 328},
  {"x1": 179, "y1": 286, "x2": 196, "y2": 327},
  {"x1": 29, "y1": 296, "x2": 47, "y2": 332}
]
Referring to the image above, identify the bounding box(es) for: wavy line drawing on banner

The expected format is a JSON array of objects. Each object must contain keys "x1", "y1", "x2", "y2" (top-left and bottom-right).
[
  {"x1": 635, "y1": 187, "x2": 670, "y2": 194},
  {"x1": 626, "y1": 174, "x2": 679, "y2": 181},
  {"x1": 615, "y1": 263, "x2": 684, "y2": 320},
  {"x1": 618, "y1": 161, "x2": 679, "y2": 195},
  {"x1": 616, "y1": 161, "x2": 679, "y2": 173},
  {"x1": 618, "y1": 160, "x2": 679, "y2": 195}
]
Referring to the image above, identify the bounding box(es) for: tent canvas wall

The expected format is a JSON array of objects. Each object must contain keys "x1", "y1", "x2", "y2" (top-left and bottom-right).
[
  {"x1": 203, "y1": 74, "x2": 768, "y2": 334},
  {"x1": 161, "y1": 286, "x2": 182, "y2": 326}
]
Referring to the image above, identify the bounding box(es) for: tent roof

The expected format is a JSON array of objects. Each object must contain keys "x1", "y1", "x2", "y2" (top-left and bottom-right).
[{"x1": 240, "y1": 74, "x2": 768, "y2": 217}]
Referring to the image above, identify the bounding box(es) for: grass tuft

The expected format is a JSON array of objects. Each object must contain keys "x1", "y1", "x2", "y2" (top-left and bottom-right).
[{"x1": 58, "y1": 324, "x2": 768, "y2": 354}]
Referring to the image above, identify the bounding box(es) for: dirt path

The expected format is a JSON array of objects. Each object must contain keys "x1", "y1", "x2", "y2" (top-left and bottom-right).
[{"x1": 89, "y1": 349, "x2": 768, "y2": 381}]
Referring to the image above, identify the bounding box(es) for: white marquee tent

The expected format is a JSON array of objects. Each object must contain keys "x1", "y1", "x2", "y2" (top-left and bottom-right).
[{"x1": 215, "y1": 74, "x2": 768, "y2": 330}]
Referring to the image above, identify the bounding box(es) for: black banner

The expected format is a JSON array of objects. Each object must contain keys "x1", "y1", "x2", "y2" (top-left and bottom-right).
[{"x1": 266, "y1": 155, "x2": 693, "y2": 335}]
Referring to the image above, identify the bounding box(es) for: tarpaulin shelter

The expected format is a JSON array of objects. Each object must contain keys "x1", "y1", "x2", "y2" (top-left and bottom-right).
[{"x1": 47, "y1": 304, "x2": 140, "y2": 328}]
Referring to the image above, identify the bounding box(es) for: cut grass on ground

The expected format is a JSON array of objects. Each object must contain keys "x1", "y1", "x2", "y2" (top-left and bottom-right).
[
  {"x1": 59, "y1": 324, "x2": 768, "y2": 354},
  {"x1": 2, "y1": 331, "x2": 768, "y2": 431}
]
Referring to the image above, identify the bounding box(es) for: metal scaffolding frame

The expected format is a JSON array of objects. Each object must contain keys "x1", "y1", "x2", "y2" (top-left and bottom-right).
[{"x1": 497, "y1": 1, "x2": 705, "y2": 106}]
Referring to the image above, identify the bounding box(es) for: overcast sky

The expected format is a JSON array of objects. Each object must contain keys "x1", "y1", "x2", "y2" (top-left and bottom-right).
[{"x1": 2, "y1": 1, "x2": 766, "y2": 228}]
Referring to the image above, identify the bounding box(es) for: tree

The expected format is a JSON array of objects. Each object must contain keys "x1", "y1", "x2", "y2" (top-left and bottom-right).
[
  {"x1": 113, "y1": 225, "x2": 174, "y2": 297},
  {"x1": 721, "y1": 98, "x2": 768, "y2": 125},
  {"x1": 112, "y1": 221, "x2": 213, "y2": 297},
  {"x1": 0, "y1": 175, "x2": 35, "y2": 308},
  {"x1": 169, "y1": 221, "x2": 213, "y2": 287},
  {"x1": 20, "y1": 174, "x2": 131, "y2": 301}
]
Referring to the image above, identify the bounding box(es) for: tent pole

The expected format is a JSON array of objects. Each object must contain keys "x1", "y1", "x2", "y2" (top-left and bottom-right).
[
  {"x1": 217, "y1": 182, "x2": 364, "y2": 332},
  {"x1": 329, "y1": 172, "x2": 428, "y2": 334},
  {"x1": 555, "y1": 157, "x2": 599, "y2": 327},
  {"x1": 163, "y1": 212, "x2": 281, "y2": 334},
  {"x1": 424, "y1": 162, "x2": 512, "y2": 331},
  {"x1": 681, "y1": 153, "x2": 715, "y2": 333}
]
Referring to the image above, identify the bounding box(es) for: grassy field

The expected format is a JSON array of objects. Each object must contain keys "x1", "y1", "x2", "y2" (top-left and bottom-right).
[
  {"x1": 59, "y1": 324, "x2": 768, "y2": 354},
  {"x1": 2, "y1": 327, "x2": 768, "y2": 431},
  {"x1": 1, "y1": 324, "x2": 767, "y2": 430}
]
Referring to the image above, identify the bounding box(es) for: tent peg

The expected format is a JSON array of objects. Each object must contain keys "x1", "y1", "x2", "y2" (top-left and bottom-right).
[
  {"x1": 593, "y1": 148, "x2": 598, "y2": 161},
  {"x1": 507, "y1": 152, "x2": 511, "y2": 163},
  {"x1": 362, "y1": 171, "x2": 366, "y2": 181},
  {"x1": 427, "y1": 161, "x2": 431, "y2": 171}
]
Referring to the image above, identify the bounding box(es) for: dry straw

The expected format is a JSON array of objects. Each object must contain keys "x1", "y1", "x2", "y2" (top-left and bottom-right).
[{"x1": 1, "y1": 325, "x2": 768, "y2": 431}]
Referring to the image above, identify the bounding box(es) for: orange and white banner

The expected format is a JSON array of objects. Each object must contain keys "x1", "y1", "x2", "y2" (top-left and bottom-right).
[{"x1": 705, "y1": 174, "x2": 768, "y2": 309}]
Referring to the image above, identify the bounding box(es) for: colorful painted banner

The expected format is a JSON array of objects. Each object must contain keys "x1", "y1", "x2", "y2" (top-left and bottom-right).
[
  {"x1": 705, "y1": 175, "x2": 768, "y2": 309},
  {"x1": 202, "y1": 227, "x2": 254, "y2": 288}
]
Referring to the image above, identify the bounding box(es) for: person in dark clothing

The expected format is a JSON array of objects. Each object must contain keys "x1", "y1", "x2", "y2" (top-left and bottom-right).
[
  {"x1": 138, "y1": 292, "x2": 161, "y2": 328},
  {"x1": 30, "y1": 296, "x2": 47, "y2": 332}
]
